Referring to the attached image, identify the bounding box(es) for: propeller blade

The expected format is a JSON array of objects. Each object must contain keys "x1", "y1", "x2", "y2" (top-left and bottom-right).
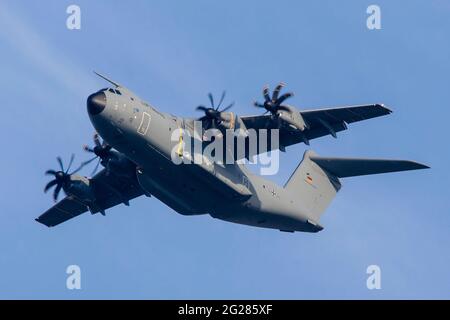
[
  {"x1": 197, "y1": 92, "x2": 234, "y2": 129},
  {"x1": 91, "y1": 159, "x2": 101, "y2": 176},
  {"x1": 53, "y1": 183, "x2": 62, "y2": 202},
  {"x1": 44, "y1": 179, "x2": 58, "y2": 193},
  {"x1": 203, "y1": 118, "x2": 211, "y2": 129},
  {"x1": 83, "y1": 155, "x2": 99, "y2": 166},
  {"x1": 254, "y1": 101, "x2": 265, "y2": 108},
  {"x1": 263, "y1": 86, "x2": 271, "y2": 102},
  {"x1": 71, "y1": 156, "x2": 98, "y2": 175},
  {"x1": 93, "y1": 133, "x2": 102, "y2": 147},
  {"x1": 201, "y1": 117, "x2": 213, "y2": 130},
  {"x1": 196, "y1": 106, "x2": 209, "y2": 112},
  {"x1": 57, "y1": 156, "x2": 64, "y2": 172},
  {"x1": 83, "y1": 145, "x2": 94, "y2": 153},
  {"x1": 208, "y1": 93, "x2": 215, "y2": 109},
  {"x1": 217, "y1": 91, "x2": 226, "y2": 109},
  {"x1": 210, "y1": 109, "x2": 222, "y2": 119},
  {"x1": 276, "y1": 92, "x2": 294, "y2": 106},
  {"x1": 105, "y1": 165, "x2": 111, "y2": 176},
  {"x1": 66, "y1": 153, "x2": 75, "y2": 174},
  {"x1": 255, "y1": 83, "x2": 295, "y2": 116},
  {"x1": 221, "y1": 102, "x2": 234, "y2": 112},
  {"x1": 45, "y1": 170, "x2": 57, "y2": 176},
  {"x1": 272, "y1": 82, "x2": 285, "y2": 101}
]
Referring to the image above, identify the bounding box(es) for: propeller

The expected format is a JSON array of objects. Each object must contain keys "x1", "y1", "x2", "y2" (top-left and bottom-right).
[
  {"x1": 44, "y1": 154, "x2": 84, "y2": 202},
  {"x1": 254, "y1": 82, "x2": 293, "y2": 116},
  {"x1": 82, "y1": 133, "x2": 113, "y2": 175},
  {"x1": 196, "y1": 91, "x2": 234, "y2": 129}
]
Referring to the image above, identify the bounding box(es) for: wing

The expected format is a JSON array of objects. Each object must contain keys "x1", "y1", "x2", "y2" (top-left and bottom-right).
[
  {"x1": 35, "y1": 196, "x2": 89, "y2": 227},
  {"x1": 89, "y1": 169, "x2": 144, "y2": 212},
  {"x1": 36, "y1": 169, "x2": 144, "y2": 227},
  {"x1": 239, "y1": 104, "x2": 391, "y2": 157},
  {"x1": 300, "y1": 103, "x2": 392, "y2": 138}
]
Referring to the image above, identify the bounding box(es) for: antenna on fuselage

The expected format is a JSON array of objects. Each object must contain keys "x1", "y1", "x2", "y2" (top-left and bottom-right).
[{"x1": 93, "y1": 71, "x2": 122, "y2": 88}]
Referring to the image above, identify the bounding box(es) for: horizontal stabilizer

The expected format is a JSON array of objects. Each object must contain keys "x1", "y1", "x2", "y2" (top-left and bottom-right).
[
  {"x1": 310, "y1": 156, "x2": 429, "y2": 178},
  {"x1": 284, "y1": 150, "x2": 429, "y2": 225}
]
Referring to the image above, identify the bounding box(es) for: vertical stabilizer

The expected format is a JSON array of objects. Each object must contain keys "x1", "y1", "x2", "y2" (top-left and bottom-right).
[{"x1": 284, "y1": 151, "x2": 341, "y2": 222}]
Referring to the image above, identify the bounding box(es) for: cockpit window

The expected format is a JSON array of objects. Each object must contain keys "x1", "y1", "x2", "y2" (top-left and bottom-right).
[{"x1": 107, "y1": 88, "x2": 122, "y2": 95}]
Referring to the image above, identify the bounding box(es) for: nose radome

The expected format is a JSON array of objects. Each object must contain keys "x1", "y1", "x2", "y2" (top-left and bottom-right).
[{"x1": 87, "y1": 92, "x2": 106, "y2": 115}]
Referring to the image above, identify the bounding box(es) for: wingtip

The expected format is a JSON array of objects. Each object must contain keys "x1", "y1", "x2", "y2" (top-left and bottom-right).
[
  {"x1": 405, "y1": 160, "x2": 430, "y2": 170},
  {"x1": 35, "y1": 218, "x2": 52, "y2": 227},
  {"x1": 377, "y1": 103, "x2": 393, "y2": 114},
  {"x1": 416, "y1": 163, "x2": 430, "y2": 169}
]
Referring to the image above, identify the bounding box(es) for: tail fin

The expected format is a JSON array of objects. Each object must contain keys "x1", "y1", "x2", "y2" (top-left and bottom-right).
[{"x1": 285, "y1": 151, "x2": 429, "y2": 222}]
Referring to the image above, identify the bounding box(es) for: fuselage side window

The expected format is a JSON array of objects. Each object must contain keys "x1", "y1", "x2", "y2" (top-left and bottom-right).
[{"x1": 137, "y1": 112, "x2": 151, "y2": 135}]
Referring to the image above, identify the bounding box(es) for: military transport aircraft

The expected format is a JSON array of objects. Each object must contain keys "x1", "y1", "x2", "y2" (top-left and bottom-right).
[{"x1": 36, "y1": 73, "x2": 428, "y2": 232}]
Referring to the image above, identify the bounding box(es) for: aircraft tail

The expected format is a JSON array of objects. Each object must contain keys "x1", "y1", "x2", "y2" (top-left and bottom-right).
[{"x1": 284, "y1": 150, "x2": 429, "y2": 222}]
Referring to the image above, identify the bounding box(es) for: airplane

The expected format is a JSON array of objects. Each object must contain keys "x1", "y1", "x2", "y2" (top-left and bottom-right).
[{"x1": 36, "y1": 73, "x2": 429, "y2": 233}]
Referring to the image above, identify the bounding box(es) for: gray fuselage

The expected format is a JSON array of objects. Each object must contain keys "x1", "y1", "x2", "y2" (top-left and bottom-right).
[{"x1": 87, "y1": 87, "x2": 321, "y2": 232}]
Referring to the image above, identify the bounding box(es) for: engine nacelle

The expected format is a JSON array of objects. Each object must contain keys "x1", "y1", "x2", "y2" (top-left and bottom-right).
[
  {"x1": 106, "y1": 151, "x2": 136, "y2": 178},
  {"x1": 65, "y1": 175, "x2": 96, "y2": 204},
  {"x1": 277, "y1": 106, "x2": 308, "y2": 132},
  {"x1": 217, "y1": 112, "x2": 248, "y2": 139},
  {"x1": 217, "y1": 112, "x2": 235, "y2": 130},
  {"x1": 65, "y1": 175, "x2": 112, "y2": 215}
]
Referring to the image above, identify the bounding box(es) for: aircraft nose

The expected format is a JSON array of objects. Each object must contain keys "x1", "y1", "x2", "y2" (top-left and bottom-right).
[{"x1": 87, "y1": 92, "x2": 106, "y2": 115}]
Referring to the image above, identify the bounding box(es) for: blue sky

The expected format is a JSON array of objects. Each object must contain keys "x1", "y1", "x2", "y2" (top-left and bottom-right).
[{"x1": 0, "y1": 0, "x2": 449, "y2": 299}]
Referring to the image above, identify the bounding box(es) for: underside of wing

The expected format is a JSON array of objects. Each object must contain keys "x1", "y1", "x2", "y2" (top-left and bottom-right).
[
  {"x1": 89, "y1": 169, "x2": 144, "y2": 213},
  {"x1": 299, "y1": 103, "x2": 391, "y2": 141},
  {"x1": 238, "y1": 103, "x2": 392, "y2": 159},
  {"x1": 301, "y1": 103, "x2": 392, "y2": 125},
  {"x1": 36, "y1": 169, "x2": 145, "y2": 227},
  {"x1": 36, "y1": 196, "x2": 88, "y2": 227}
]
